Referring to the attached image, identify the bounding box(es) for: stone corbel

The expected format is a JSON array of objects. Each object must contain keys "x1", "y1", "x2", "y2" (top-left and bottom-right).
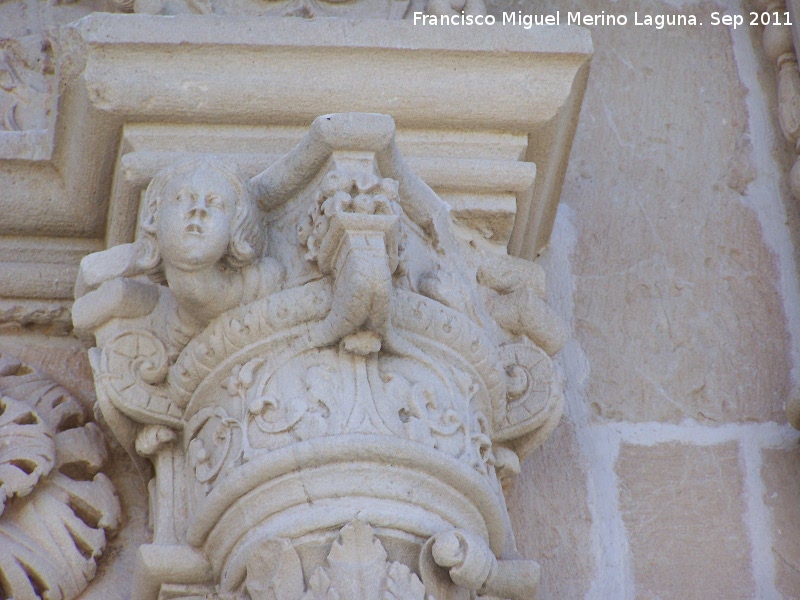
[{"x1": 301, "y1": 171, "x2": 401, "y2": 354}]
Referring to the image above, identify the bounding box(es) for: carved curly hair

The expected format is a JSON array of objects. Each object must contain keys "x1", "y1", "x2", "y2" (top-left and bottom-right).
[{"x1": 136, "y1": 157, "x2": 265, "y2": 275}]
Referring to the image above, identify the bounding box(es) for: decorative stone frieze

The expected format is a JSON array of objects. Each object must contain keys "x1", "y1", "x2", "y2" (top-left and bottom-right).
[
  {"x1": 74, "y1": 112, "x2": 566, "y2": 599},
  {"x1": 0, "y1": 352, "x2": 120, "y2": 600}
]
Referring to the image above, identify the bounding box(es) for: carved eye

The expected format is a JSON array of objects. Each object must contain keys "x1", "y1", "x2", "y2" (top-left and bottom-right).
[{"x1": 206, "y1": 194, "x2": 223, "y2": 209}]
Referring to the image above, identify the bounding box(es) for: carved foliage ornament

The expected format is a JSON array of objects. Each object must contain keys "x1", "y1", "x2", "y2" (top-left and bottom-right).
[
  {"x1": 0, "y1": 353, "x2": 120, "y2": 600},
  {"x1": 73, "y1": 113, "x2": 566, "y2": 600}
]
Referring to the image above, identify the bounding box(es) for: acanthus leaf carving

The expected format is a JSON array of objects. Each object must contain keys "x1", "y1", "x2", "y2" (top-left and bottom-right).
[
  {"x1": 0, "y1": 353, "x2": 120, "y2": 600},
  {"x1": 244, "y1": 538, "x2": 305, "y2": 600},
  {"x1": 233, "y1": 521, "x2": 432, "y2": 600},
  {"x1": 0, "y1": 395, "x2": 55, "y2": 514}
]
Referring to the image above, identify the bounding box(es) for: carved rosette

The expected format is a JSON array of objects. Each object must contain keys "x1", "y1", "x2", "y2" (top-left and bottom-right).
[
  {"x1": 75, "y1": 113, "x2": 565, "y2": 599},
  {"x1": 0, "y1": 353, "x2": 121, "y2": 600}
]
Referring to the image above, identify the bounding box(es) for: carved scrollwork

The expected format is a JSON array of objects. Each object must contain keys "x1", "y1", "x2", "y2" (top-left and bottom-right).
[
  {"x1": 380, "y1": 357, "x2": 468, "y2": 460},
  {"x1": 421, "y1": 528, "x2": 540, "y2": 600},
  {"x1": 96, "y1": 329, "x2": 182, "y2": 428},
  {"x1": 247, "y1": 363, "x2": 335, "y2": 439},
  {"x1": 493, "y1": 343, "x2": 563, "y2": 450},
  {"x1": 0, "y1": 353, "x2": 120, "y2": 600},
  {"x1": 0, "y1": 37, "x2": 53, "y2": 132},
  {"x1": 187, "y1": 407, "x2": 242, "y2": 491},
  {"x1": 221, "y1": 351, "x2": 347, "y2": 454}
]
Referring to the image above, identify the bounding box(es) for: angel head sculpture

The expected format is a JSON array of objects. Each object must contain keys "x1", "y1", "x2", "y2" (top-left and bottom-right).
[{"x1": 137, "y1": 157, "x2": 264, "y2": 276}]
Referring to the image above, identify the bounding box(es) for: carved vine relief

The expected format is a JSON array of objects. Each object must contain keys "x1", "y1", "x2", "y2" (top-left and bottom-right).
[
  {"x1": 73, "y1": 113, "x2": 566, "y2": 600},
  {"x1": 0, "y1": 37, "x2": 53, "y2": 132}
]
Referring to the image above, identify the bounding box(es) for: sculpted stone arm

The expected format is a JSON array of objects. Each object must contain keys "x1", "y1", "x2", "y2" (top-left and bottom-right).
[
  {"x1": 477, "y1": 252, "x2": 568, "y2": 356},
  {"x1": 74, "y1": 240, "x2": 155, "y2": 298},
  {"x1": 72, "y1": 276, "x2": 160, "y2": 338}
]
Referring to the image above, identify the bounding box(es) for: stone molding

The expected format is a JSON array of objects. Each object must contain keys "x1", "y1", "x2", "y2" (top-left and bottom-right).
[{"x1": 74, "y1": 111, "x2": 569, "y2": 599}]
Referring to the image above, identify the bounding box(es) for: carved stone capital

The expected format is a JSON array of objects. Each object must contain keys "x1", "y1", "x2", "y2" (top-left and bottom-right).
[{"x1": 75, "y1": 112, "x2": 570, "y2": 599}]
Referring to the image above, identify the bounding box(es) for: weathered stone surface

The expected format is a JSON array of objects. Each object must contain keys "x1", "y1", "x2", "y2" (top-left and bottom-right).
[
  {"x1": 508, "y1": 0, "x2": 791, "y2": 423},
  {"x1": 506, "y1": 419, "x2": 594, "y2": 599},
  {"x1": 0, "y1": 334, "x2": 96, "y2": 407},
  {"x1": 617, "y1": 442, "x2": 754, "y2": 599},
  {"x1": 762, "y1": 447, "x2": 800, "y2": 599}
]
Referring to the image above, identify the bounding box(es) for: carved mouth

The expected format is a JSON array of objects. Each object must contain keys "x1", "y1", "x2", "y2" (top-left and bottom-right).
[{"x1": 186, "y1": 223, "x2": 204, "y2": 234}]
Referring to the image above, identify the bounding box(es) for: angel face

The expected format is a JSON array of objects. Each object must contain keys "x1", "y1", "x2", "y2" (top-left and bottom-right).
[{"x1": 156, "y1": 169, "x2": 237, "y2": 272}]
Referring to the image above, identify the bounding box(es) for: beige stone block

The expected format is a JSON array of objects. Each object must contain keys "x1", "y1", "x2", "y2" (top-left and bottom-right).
[
  {"x1": 525, "y1": 0, "x2": 789, "y2": 423},
  {"x1": 616, "y1": 442, "x2": 754, "y2": 599},
  {"x1": 762, "y1": 447, "x2": 800, "y2": 599},
  {"x1": 506, "y1": 419, "x2": 593, "y2": 599}
]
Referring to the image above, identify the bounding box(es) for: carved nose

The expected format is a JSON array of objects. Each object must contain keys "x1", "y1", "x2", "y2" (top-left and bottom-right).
[{"x1": 187, "y1": 204, "x2": 208, "y2": 220}]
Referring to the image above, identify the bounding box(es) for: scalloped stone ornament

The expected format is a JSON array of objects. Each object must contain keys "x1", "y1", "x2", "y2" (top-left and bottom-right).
[{"x1": 0, "y1": 352, "x2": 121, "y2": 600}]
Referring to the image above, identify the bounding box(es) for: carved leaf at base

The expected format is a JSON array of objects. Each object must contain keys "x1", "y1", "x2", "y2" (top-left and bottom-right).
[
  {"x1": 301, "y1": 521, "x2": 429, "y2": 600},
  {"x1": 384, "y1": 561, "x2": 430, "y2": 600},
  {"x1": 237, "y1": 521, "x2": 432, "y2": 600},
  {"x1": 304, "y1": 570, "x2": 340, "y2": 600},
  {"x1": 244, "y1": 538, "x2": 305, "y2": 600}
]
